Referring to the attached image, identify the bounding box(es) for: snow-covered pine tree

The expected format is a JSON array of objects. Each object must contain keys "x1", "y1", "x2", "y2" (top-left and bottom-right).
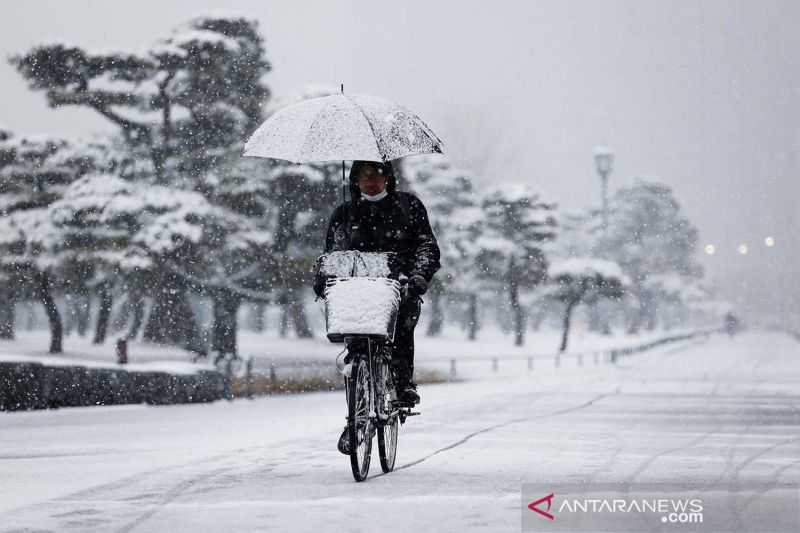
[
  {"x1": 475, "y1": 185, "x2": 557, "y2": 346},
  {"x1": 12, "y1": 14, "x2": 269, "y2": 183},
  {"x1": 0, "y1": 133, "x2": 104, "y2": 352},
  {"x1": 544, "y1": 258, "x2": 626, "y2": 352},
  {"x1": 402, "y1": 154, "x2": 477, "y2": 337},
  {"x1": 12, "y1": 14, "x2": 273, "y2": 349},
  {"x1": 265, "y1": 163, "x2": 327, "y2": 338},
  {"x1": 597, "y1": 179, "x2": 703, "y2": 334}
]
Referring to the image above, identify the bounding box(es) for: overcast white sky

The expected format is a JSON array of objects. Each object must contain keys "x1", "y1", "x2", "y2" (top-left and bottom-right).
[{"x1": 1, "y1": 0, "x2": 798, "y2": 323}]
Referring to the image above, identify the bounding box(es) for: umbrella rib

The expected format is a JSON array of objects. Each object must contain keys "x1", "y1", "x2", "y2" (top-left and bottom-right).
[
  {"x1": 417, "y1": 115, "x2": 445, "y2": 147},
  {"x1": 342, "y1": 94, "x2": 384, "y2": 162}
]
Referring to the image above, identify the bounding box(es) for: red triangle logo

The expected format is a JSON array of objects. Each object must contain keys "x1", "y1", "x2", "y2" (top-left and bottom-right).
[{"x1": 528, "y1": 492, "x2": 555, "y2": 520}]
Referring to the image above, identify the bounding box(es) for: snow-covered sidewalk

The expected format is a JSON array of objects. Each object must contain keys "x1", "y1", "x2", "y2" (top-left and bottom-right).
[{"x1": 0, "y1": 331, "x2": 798, "y2": 532}]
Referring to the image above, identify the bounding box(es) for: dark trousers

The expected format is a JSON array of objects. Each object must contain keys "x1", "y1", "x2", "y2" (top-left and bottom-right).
[{"x1": 391, "y1": 294, "x2": 422, "y2": 387}]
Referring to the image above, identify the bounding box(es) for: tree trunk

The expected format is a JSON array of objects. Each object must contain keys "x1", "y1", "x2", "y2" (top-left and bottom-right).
[
  {"x1": 251, "y1": 302, "x2": 266, "y2": 332},
  {"x1": 627, "y1": 291, "x2": 647, "y2": 335},
  {"x1": 508, "y1": 259, "x2": 525, "y2": 346},
  {"x1": 143, "y1": 271, "x2": 201, "y2": 350},
  {"x1": 467, "y1": 293, "x2": 479, "y2": 341},
  {"x1": 211, "y1": 291, "x2": 241, "y2": 356},
  {"x1": 93, "y1": 282, "x2": 113, "y2": 344},
  {"x1": 514, "y1": 305, "x2": 526, "y2": 346},
  {"x1": 644, "y1": 296, "x2": 658, "y2": 331},
  {"x1": 511, "y1": 287, "x2": 525, "y2": 347},
  {"x1": 0, "y1": 287, "x2": 15, "y2": 339},
  {"x1": 559, "y1": 300, "x2": 577, "y2": 353},
  {"x1": 278, "y1": 292, "x2": 289, "y2": 338},
  {"x1": 426, "y1": 281, "x2": 444, "y2": 337},
  {"x1": 600, "y1": 301, "x2": 612, "y2": 335},
  {"x1": 290, "y1": 300, "x2": 313, "y2": 338},
  {"x1": 63, "y1": 293, "x2": 89, "y2": 337},
  {"x1": 37, "y1": 271, "x2": 63, "y2": 354},
  {"x1": 63, "y1": 295, "x2": 75, "y2": 336},
  {"x1": 588, "y1": 300, "x2": 612, "y2": 335},
  {"x1": 661, "y1": 304, "x2": 675, "y2": 331},
  {"x1": 110, "y1": 294, "x2": 130, "y2": 334},
  {"x1": 23, "y1": 301, "x2": 37, "y2": 331},
  {"x1": 530, "y1": 304, "x2": 546, "y2": 332},
  {"x1": 75, "y1": 293, "x2": 90, "y2": 337},
  {"x1": 127, "y1": 293, "x2": 145, "y2": 340},
  {"x1": 587, "y1": 300, "x2": 598, "y2": 332}
]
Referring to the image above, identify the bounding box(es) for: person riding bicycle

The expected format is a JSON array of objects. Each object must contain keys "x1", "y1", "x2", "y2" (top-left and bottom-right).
[{"x1": 314, "y1": 160, "x2": 441, "y2": 410}]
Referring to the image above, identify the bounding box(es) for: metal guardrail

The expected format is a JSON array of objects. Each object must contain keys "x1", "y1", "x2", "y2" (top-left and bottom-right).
[
  {"x1": 418, "y1": 328, "x2": 720, "y2": 378},
  {"x1": 240, "y1": 328, "x2": 722, "y2": 386}
]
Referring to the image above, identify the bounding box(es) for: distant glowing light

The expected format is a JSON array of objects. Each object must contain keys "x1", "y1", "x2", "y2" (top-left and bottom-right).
[
  {"x1": 765, "y1": 236, "x2": 775, "y2": 247},
  {"x1": 738, "y1": 243, "x2": 748, "y2": 255},
  {"x1": 704, "y1": 244, "x2": 715, "y2": 255}
]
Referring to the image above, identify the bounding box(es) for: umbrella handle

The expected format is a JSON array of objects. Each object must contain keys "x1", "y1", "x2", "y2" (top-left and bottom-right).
[
  {"x1": 342, "y1": 159, "x2": 350, "y2": 245},
  {"x1": 341, "y1": 83, "x2": 346, "y2": 238}
]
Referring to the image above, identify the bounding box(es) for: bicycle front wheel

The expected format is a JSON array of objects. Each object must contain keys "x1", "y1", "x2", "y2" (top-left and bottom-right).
[
  {"x1": 348, "y1": 357, "x2": 373, "y2": 481},
  {"x1": 378, "y1": 414, "x2": 398, "y2": 472}
]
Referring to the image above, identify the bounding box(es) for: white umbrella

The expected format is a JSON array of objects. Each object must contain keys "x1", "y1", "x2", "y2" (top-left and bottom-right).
[{"x1": 243, "y1": 92, "x2": 443, "y2": 163}]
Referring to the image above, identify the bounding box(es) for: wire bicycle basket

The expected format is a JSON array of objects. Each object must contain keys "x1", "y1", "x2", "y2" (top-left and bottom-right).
[
  {"x1": 324, "y1": 276, "x2": 401, "y2": 343},
  {"x1": 316, "y1": 251, "x2": 402, "y2": 343}
]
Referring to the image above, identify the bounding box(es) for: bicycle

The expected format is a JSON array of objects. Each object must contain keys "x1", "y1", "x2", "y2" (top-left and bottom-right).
[{"x1": 317, "y1": 251, "x2": 420, "y2": 482}]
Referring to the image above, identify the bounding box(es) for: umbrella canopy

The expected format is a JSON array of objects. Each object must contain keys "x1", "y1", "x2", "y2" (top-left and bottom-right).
[{"x1": 243, "y1": 93, "x2": 443, "y2": 163}]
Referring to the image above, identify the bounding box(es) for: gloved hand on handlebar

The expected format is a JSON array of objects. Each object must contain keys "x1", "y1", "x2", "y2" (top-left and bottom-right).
[
  {"x1": 407, "y1": 274, "x2": 428, "y2": 297},
  {"x1": 313, "y1": 272, "x2": 329, "y2": 299}
]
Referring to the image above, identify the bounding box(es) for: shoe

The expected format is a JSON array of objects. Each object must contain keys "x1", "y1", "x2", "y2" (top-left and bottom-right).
[
  {"x1": 337, "y1": 426, "x2": 350, "y2": 455},
  {"x1": 398, "y1": 384, "x2": 420, "y2": 405},
  {"x1": 335, "y1": 350, "x2": 352, "y2": 377}
]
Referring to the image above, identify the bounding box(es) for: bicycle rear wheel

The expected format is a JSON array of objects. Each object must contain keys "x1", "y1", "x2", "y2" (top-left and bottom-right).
[{"x1": 348, "y1": 357, "x2": 373, "y2": 481}]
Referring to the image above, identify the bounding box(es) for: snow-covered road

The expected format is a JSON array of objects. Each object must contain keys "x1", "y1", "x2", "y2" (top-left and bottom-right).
[{"x1": 1, "y1": 331, "x2": 798, "y2": 532}]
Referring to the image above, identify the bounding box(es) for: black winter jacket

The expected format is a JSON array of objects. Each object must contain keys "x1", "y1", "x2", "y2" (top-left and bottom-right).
[{"x1": 323, "y1": 191, "x2": 441, "y2": 283}]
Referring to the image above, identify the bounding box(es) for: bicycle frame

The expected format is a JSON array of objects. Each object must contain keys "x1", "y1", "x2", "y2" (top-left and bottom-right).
[
  {"x1": 320, "y1": 259, "x2": 416, "y2": 480},
  {"x1": 344, "y1": 336, "x2": 395, "y2": 426}
]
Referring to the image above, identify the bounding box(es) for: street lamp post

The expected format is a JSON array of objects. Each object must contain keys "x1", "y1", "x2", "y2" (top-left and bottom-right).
[
  {"x1": 591, "y1": 146, "x2": 614, "y2": 336},
  {"x1": 593, "y1": 146, "x2": 614, "y2": 235}
]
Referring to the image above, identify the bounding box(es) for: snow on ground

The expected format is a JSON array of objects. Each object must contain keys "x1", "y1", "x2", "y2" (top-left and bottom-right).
[
  {"x1": 0, "y1": 323, "x2": 698, "y2": 379},
  {"x1": 0, "y1": 331, "x2": 798, "y2": 532},
  {"x1": 0, "y1": 333, "x2": 215, "y2": 375}
]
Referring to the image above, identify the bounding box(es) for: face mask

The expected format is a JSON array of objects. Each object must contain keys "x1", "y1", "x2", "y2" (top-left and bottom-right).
[{"x1": 361, "y1": 190, "x2": 388, "y2": 202}]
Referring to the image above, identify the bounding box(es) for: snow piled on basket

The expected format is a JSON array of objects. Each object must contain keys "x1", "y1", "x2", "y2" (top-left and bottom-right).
[
  {"x1": 325, "y1": 278, "x2": 400, "y2": 337},
  {"x1": 318, "y1": 251, "x2": 391, "y2": 277}
]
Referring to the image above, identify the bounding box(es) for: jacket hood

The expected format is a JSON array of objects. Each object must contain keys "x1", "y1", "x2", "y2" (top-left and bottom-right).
[{"x1": 347, "y1": 160, "x2": 396, "y2": 203}]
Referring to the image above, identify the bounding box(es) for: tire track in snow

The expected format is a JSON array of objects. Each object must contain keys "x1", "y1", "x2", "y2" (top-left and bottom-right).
[
  {"x1": 391, "y1": 336, "x2": 692, "y2": 476},
  {"x1": 728, "y1": 434, "x2": 800, "y2": 530},
  {"x1": 112, "y1": 443, "x2": 321, "y2": 532},
  {"x1": 618, "y1": 334, "x2": 739, "y2": 487},
  {"x1": 115, "y1": 465, "x2": 234, "y2": 533},
  {"x1": 393, "y1": 390, "x2": 617, "y2": 472}
]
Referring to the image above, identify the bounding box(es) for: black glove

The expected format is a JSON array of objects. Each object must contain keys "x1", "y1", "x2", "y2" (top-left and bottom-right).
[
  {"x1": 313, "y1": 273, "x2": 329, "y2": 299},
  {"x1": 407, "y1": 274, "x2": 428, "y2": 297}
]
